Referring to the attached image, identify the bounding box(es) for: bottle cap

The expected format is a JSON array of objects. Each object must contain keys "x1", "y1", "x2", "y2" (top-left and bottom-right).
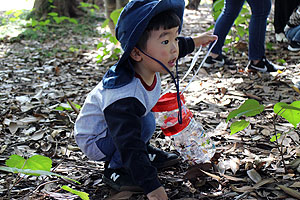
[
  {"x1": 161, "y1": 108, "x2": 193, "y2": 136},
  {"x1": 152, "y1": 92, "x2": 185, "y2": 112}
]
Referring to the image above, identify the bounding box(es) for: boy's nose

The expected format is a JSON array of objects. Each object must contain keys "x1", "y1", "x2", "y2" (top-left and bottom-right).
[{"x1": 171, "y1": 42, "x2": 178, "y2": 54}]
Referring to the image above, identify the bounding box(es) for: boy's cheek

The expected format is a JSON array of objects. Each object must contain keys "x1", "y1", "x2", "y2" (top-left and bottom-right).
[{"x1": 161, "y1": 51, "x2": 168, "y2": 57}]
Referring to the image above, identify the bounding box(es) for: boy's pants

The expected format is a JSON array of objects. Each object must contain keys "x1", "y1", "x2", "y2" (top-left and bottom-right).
[
  {"x1": 96, "y1": 112, "x2": 156, "y2": 169},
  {"x1": 210, "y1": 0, "x2": 271, "y2": 60},
  {"x1": 286, "y1": 25, "x2": 300, "y2": 43}
]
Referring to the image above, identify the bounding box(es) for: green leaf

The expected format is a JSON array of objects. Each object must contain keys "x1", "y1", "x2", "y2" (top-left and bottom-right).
[
  {"x1": 97, "y1": 42, "x2": 103, "y2": 49},
  {"x1": 62, "y1": 186, "x2": 89, "y2": 200},
  {"x1": 224, "y1": 37, "x2": 232, "y2": 45},
  {"x1": 68, "y1": 18, "x2": 78, "y2": 24},
  {"x1": 0, "y1": 166, "x2": 80, "y2": 184},
  {"x1": 270, "y1": 133, "x2": 281, "y2": 142},
  {"x1": 79, "y1": 2, "x2": 91, "y2": 8},
  {"x1": 280, "y1": 103, "x2": 300, "y2": 112},
  {"x1": 55, "y1": 102, "x2": 81, "y2": 111},
  {"x1": 226, "y1": 99, "x2": 265, "y2": 122},
  {"x1": 240, "y1": 7, "x2": 249, "y2": 15},
  {"x1": 234, "y1": 15, "x2": 247, "y2": 26},
  {"x1": 6, "y1": 155, "x2": 26, "y2": 169},
  {"x1": 13, "y1": 10, "x2": 23, "y2": 18},
  {"x1": 39, "y1": 19, "x2": 50, "y2": 26},
  {"x1": 274, "y1": 101, "x2": 300, "y2": 128},
  {"x1": 55, "y1": 106, "x2": 65, "y2": 111},
  {"x1": 230, "y1": 120, "x2": 250, "y2": 135},
  {"x1": 101, "y1": 18, "x2": 109, "y2": 28},
  {"x1": 93, "y1": 5, "x2": 100, "y2": 10},
  {"x1": 108, "y1": 35, "x2": 118, "y2": 44},
  {"x1": 212, "y1": 0, "x2": 224, "y2": 21},
  {"x1": 236, "y1": 26, "x2": 246, "y2": 37},
  {"x1": 206, "y1": 24, "x2": 214, "y2": 31},
  {"x1": 276, "y1": 59, "x2": 286, "y2": 64},
  {"x1": 6, "y1": 155, "x2": 52, "y2": 176},
  {"x1": 53, "y1": 16, "x2": 62, "y2": 24},
  {"x1": 72, "y1": 102, "x2": 81, "y2": 110},
  {"x1": 5, "y1": 10, "x2": 14, "y2": 15},
  {"x1": 31, "y1": 19, "x2": 38, "y2": 27},
  {"x1": 48, "y1": 12, "x2": 58, "y2": 17},
  {"x1": 266, "y1": 42, "x2": 273, "y2": 50},
  {"x1": 110, "y1": 8, "x2": 123, "y2": 26},
  {"x1": 25, "y1": 155, "x2": 52, "y2": 172}
]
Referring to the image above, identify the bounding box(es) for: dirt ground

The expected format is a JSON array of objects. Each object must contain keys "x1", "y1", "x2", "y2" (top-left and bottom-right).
[{"x1": 0, "y1": 2, "x2": 300, "y2": 200}]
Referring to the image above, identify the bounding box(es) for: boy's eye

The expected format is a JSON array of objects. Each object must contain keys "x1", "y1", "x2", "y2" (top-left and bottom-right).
[{"x1": 162, "y1": 40, "x2": 169, "y2": 45}]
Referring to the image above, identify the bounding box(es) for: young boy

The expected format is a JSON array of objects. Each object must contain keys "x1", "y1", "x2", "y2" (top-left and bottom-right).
[{"x1": 74, "y1": 0, "x2": 217, "y2": 199}]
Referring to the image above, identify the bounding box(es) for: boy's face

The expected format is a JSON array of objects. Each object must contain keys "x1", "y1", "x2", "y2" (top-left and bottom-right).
[{"x1": 142, "y1": 26, "x2": 179, "y2": 74}]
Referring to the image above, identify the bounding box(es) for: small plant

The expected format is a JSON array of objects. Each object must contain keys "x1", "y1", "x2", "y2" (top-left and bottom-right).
[
  {"x1": 28, "y1": 12, "x2": 78, "y2": 30},
  {"x1": 226, "y1": 99, "x2": 300, "y2": 172},
  {"x1": 0, "y1": 154, "x2": 89, "y2": 200},
  {"x1": 97, "y1": 8, "x2": 123, "y2": 63},
  {"x1": 79, "y1": 2, "x2": 100, "y2": 15}
]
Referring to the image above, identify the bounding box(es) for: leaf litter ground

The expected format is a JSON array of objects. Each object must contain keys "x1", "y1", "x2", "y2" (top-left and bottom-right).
[{"x1": 0, "y1": 3, "x2": 300, "y2": 200}]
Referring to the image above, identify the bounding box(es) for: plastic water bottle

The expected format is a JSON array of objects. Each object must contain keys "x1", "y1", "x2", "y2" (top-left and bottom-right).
[
  {"x1": 153, "y1": 93, "x2": 215, "y2": 164},
  {"x1": 152, "y1": 92, "x2": 185, "y2": 127}
]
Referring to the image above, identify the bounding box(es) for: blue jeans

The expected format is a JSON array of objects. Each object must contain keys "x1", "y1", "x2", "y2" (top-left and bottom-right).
[
  {"x1": 96, "y1": 112, "x2": 156, "y2": 169},
  {"x1": 211, "y1": 0, "x2": 271, "y2": 60},
  {"x1": 286, "y1": 25, "x2": 300, "y2": 43}
]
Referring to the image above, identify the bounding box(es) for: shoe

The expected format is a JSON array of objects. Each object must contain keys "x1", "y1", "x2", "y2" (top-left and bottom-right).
[
  {"x1": 203, "y1": 54, "x2": 236, "y2": 69},
  {"x1": 147, "y1": 144, "x2": 180, "y2": 169},
  {"x1": 288, "y1": 41, "x2": 300, "y2": 52},
  {"x1": 246, "y1": 56, "x2": 285, "y2": 72},
  {"x1": 275, "y1": 32, "x2": 288, "y2": 43},
  {"x1": 103, "y1": 166, "x2": 143, "y2": 192}
]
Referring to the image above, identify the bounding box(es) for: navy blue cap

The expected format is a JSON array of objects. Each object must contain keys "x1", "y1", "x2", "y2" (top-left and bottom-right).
[{"x1": 103, "y1": 0, "x2": 185, "y2": 89}]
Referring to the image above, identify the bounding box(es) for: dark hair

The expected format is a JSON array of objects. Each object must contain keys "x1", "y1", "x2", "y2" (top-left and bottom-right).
[{"x1": 136, "y1": 10, "x2": 181, "y2": 50}]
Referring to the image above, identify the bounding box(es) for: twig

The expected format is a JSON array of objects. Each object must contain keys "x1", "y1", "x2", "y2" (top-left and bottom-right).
[
  {"x1": 66, "y1": 98, "x2": 79, "y2": 115},
  {"x1": 30, "y1": 180, "x2": 60, "y2": 196},
  {"x1": 243, "y1": 92, "x2": 263, "y2": 101},
  {"x1": 234, "y1": 191, "x2": 249, "y2": 200},
  {"x1": 273, "y1": 108, "x2": 287, "y2": 173},
  {"x1": 8, "y1": 160, "x2": 27, "y2": 199}
]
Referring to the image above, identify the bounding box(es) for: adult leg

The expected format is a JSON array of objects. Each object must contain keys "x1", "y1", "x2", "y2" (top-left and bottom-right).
[
  {"x1": 246, "y1": 0, "x2": 285, "y2": 72},
  {"x1": 274, "y1": 0, "x2": 299, "y2": 34},
  {"x1": 247, "y1": 0, "x2": 271, "y2": 61},
  {"x1": 210, "y1": 0, "x2": 245, "y2": 55}
]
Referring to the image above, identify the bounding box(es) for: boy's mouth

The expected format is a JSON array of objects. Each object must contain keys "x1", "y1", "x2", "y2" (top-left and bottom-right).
[{"x1": 168, "y1": 58, "x2": 177, "y2": 67}]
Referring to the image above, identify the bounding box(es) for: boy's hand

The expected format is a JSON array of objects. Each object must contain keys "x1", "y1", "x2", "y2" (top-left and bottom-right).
[
  {"x1": 146, "y1": 186, "x2": 168, "y2": 200},
  {"x1": 192, "y1": 32, "x2": 218, "y2": 47}
]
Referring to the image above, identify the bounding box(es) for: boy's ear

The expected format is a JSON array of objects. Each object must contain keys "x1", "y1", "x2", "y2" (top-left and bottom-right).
[{"x1": 130, "y1": 47, "x2": 142, "y2": 62}]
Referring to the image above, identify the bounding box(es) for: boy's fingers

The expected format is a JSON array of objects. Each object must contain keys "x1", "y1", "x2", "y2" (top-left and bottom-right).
[{"x1": 212, "y1": 35, "x2": 218, "y2": 40}]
